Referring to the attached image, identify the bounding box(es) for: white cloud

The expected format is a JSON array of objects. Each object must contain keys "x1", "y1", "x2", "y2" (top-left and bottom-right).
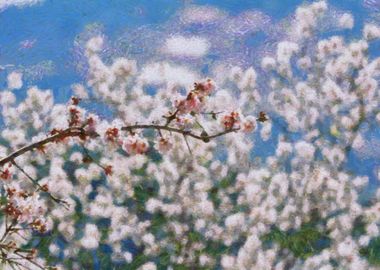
[
  {"x1": 224, "y1": 11, "x2": 271, "y2": 36},
  {"x1": 0, "y1": 0, "x2": 43, "y2": 10},
  {"x1": 138, "y1": 62, "x2": 198, "y2": 88},
  {"x1": 180, "y1": 5, "x2": 225, "y2": 24},
  {"x1": 163, "y1": 35, "x2": 210, "y2": 58}
]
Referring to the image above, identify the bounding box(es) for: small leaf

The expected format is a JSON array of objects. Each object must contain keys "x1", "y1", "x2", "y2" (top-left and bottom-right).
[{"x1": 201, "y1": 130, "x2": 210, "y2": 143}]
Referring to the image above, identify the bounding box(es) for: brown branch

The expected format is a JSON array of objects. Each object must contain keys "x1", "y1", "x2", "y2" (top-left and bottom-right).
[
  {"x1": 3, "y1": 259, "x2": 34, "y2": 270},
  {"x1": 122, "y1": 124, "x2": 239, "y2": 142},
  {"x1": 0, "y1": 216, "x2": 13, "y2": 243},
  {"x1": 0, "y1": 241, "x2": 44, "y2": 270},
  {"x1": 0, "y1": 124, "x2": 238, "y2": 172},
  {"x1": 183, "y1": 135, "x2": 193, "y2": 155},
  {"x1": 0, "y1": 124, "x2": 238, "y2": 187},
  {"x1": 81, "y1": 146, "x2": 107, "y2": 171},
  {"x1": 163, "y1": 109, "x2": 179, "y2": 126},
  {"x1": 13, "y1": 251, "x2": 45, "y2": 270},
  {"x1": 0, "y1": 127, "x2": 84, "y2": 167}
]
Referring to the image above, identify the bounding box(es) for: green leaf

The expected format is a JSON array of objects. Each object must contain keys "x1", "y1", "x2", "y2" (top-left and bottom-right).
[
  {"x1": 262, "y1": 224, "x2": 331, "y2": 259},
  {"x1": 360, "y1": 237, "x2": 380, "y2": 265}
]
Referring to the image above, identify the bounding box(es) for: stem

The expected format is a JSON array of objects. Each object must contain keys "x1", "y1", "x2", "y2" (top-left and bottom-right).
[
  {"x1": 0, "y1": 125, "x2": 238, "y2": 170},
  {"x1": 13, "y1": 251, "x2": 45, "y2": 270},
  {"x1": 122, "y1": 124, "x2": 239, "y2": 141},
  {"x1": 183, "y1": 135, "x2": 193, "y2": 155},
  {"x1": 81, "y1": 146, "x2": 107, "y2": 171},
  {"x1": 12, "y1": 161, "x2": 69, "y2": 209},
  {"x1": 0, "y1": 217, "x2": 12, "y2": 243},
  {"x1": 164, "y1": 109, "x2": 179, "y2": 126}
]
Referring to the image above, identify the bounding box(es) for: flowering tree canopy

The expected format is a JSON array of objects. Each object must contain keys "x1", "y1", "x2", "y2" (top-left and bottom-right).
[{"x1": 0, "y1": 0, "x2": 380, "y2": 269}]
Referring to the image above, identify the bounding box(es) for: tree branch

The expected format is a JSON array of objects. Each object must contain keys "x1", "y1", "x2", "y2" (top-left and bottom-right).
[
  {"x1": 11, "y1": 161, "x2": 69, "y2": 209},
  {"x1": 121, "y1": 124, "x2": 239, "y2": 141},
  {"x1": 0, "y1": 127, "x2": 84, "y2": 167},
  {"x1": 0, "y1": 124, "x2": 238, "y2": 170}
]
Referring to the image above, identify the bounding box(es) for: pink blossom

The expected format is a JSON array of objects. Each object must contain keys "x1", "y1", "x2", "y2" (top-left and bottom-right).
[
  {"x1": 241, "y1": 116, "x2": 257, "y2": 133},
  {"x1": 155, "y1": 137, "x2": 173, "y2": 153},
  {"x1": 122, "y1": 135, "x2": 149, "y2": 155},
  {"x1": 220, "y1": 111, "x2": 241, "y2": 130},
  {"x1": 194, "y1": 79, "x2": 215, "y2": 97}
]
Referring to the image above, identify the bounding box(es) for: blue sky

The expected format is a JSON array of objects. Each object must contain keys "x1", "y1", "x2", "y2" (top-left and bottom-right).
[{"x1": 0, "y1": 0, "x2": 374, "y2": 99}]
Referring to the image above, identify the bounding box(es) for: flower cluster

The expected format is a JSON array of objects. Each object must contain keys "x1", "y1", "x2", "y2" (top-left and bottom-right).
[
  {"x1": 220, "y1": 111, "x2": 240, "y2": 130},
  {"x1": 122, "y1": 134, "x2": 149, "y2": 155},
  {"x1": 4, "y1": 183, "x2": 50, "y2": 234},
  {"x1": 173, "y1": 79, "x2": 215, "y2": 115}
]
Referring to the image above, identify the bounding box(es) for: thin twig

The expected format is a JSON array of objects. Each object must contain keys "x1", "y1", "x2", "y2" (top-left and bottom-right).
[
  {"x1": 81, "y1": 146, "x2": 106, "y2": 171},
  {"x1": 12, "y1": 161, "x2": 69, "y2": 209},
  {"x1": 13, "y1": 251, "x2": 45, "y2": 270},
  {"x1": 163, "y1": 109, "x2": 179, "y2": 126},
  {"x1": 5, "y1": 259, "x2": 33, "y2": 270},
  {"x1": 200, "y1": 111, "x2": 224, "y2": 117},
  {"x1": 183, "y1": 135, "x2": 193, "y2": 155},
  {"x1": 0, "y1": 124, "x2": 239, "y2": 184},
  {"x1": 0, "y1": 217, "x2": 12, "y2": 243}
]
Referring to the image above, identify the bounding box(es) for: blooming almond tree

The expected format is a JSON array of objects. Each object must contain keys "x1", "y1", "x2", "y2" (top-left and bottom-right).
[
  {"x1": 1, "y1": 1, "x2": 380, "y2": 270},
  {"x1": 0, "y1": 32, "x2": 261, "y2": 269}
]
